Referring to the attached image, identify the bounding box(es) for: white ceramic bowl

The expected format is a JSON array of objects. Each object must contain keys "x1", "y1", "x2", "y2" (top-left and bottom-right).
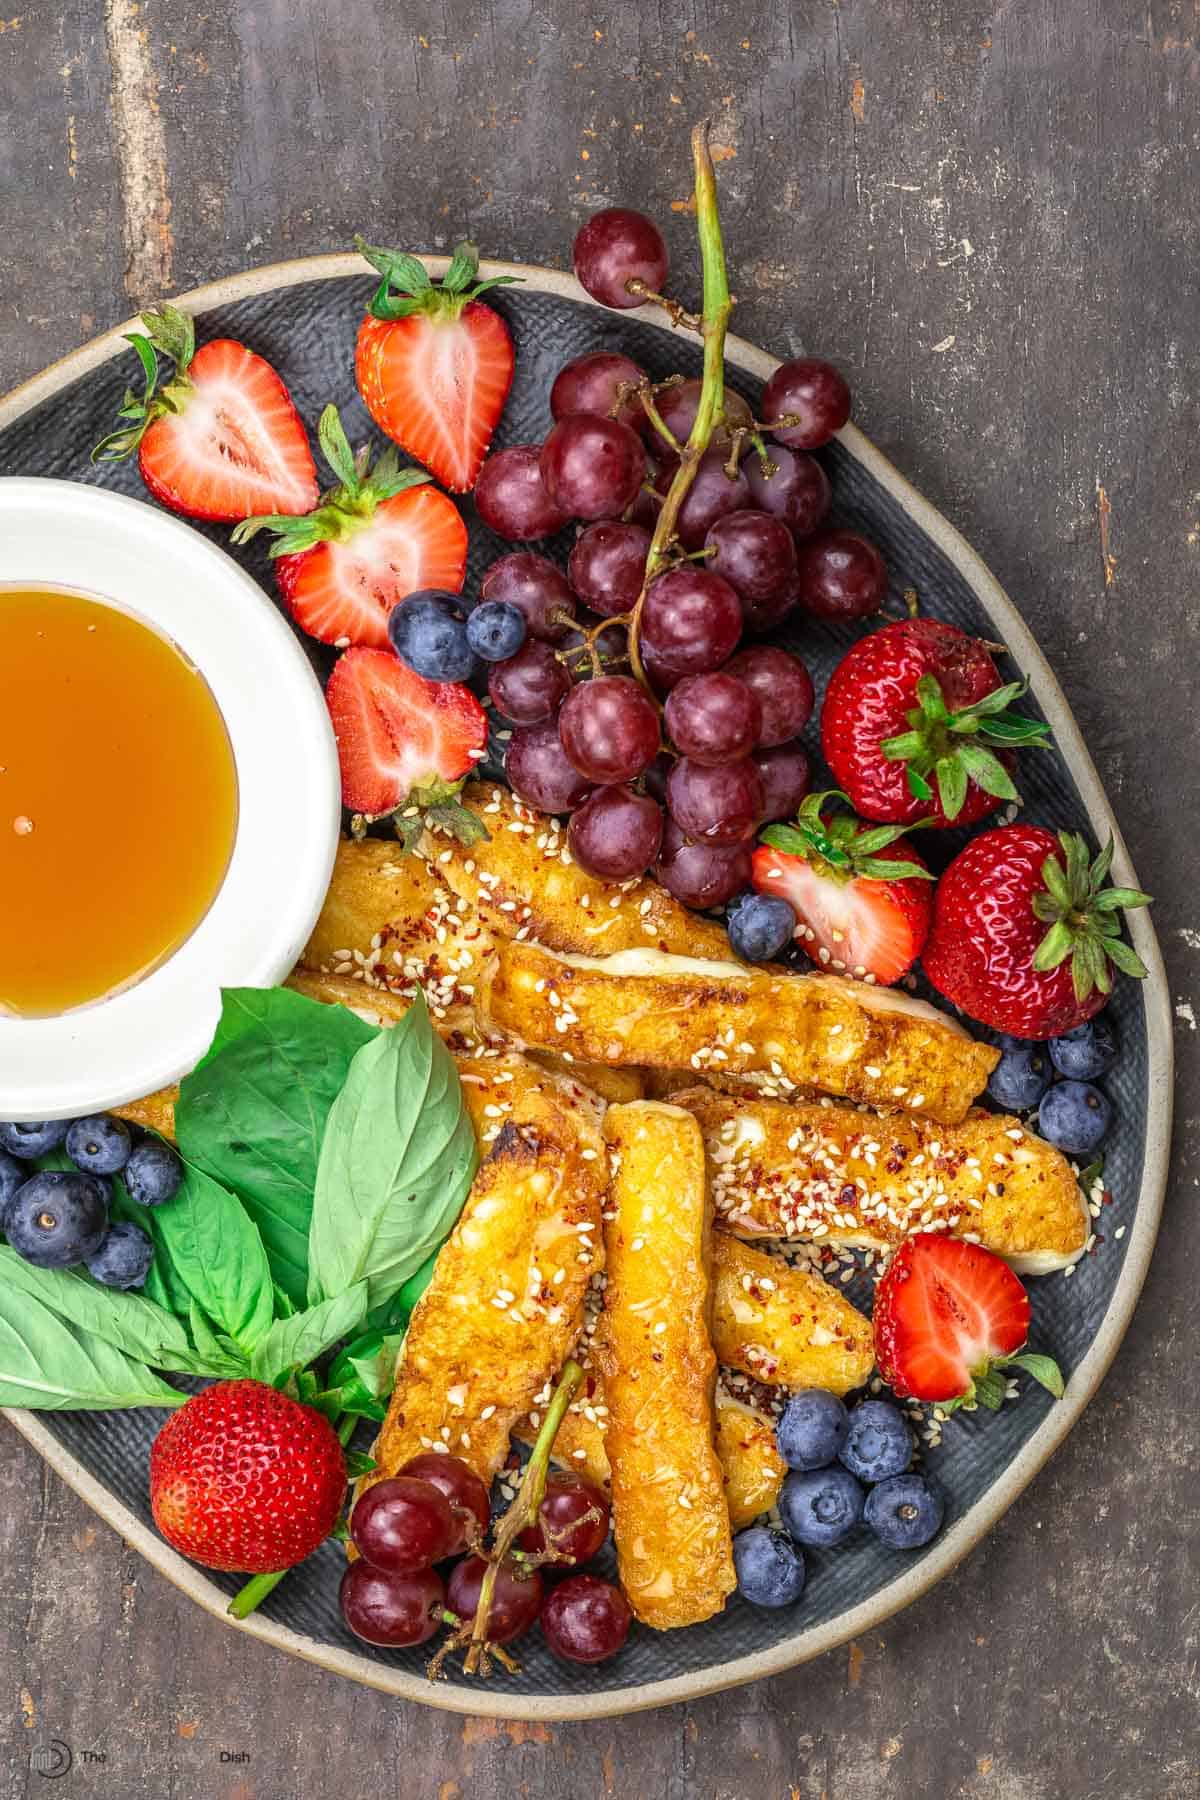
[{"x1": 0, "y1": 478, "x2": 340, "y2": 1119}]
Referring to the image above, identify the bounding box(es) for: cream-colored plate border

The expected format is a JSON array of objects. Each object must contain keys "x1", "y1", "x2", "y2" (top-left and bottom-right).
[{"x1": 1, "y1": 254, "x2": 1173, "y2": 1721}]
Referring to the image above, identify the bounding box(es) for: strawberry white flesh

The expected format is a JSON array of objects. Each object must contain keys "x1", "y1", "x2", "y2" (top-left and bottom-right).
[
  {"x1": 752, "y1": 843, "x2": 929, "y2": 984},
  {"x1": 325, "y1": 646, "x2": 487, "y2": 816}
]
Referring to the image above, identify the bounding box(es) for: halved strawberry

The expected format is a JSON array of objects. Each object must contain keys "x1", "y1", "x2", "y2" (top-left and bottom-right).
[
  {"x1": 325, "y1": 645, "x2": 487, "y2": 822},
  {"x1": 354, "y1": 237, "x2": 517, "y2": 493},
  {"x1": 753, "y1": 790, "x2": 934, "y2": 985},
  {"x1": 232, "y1": 405, "x2": 467, "y2": 648},
  {"x1": 873, "y1": 1234, "x2": 1064, "y2": 1411},
  {"x1": 93, "y1": 305, "x2": 318, "y2": 521}
]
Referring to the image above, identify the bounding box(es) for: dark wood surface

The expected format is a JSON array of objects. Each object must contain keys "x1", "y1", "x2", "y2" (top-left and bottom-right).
[{"x1": 2, "y1": 3, "x2": 1198, "y2": 1796}]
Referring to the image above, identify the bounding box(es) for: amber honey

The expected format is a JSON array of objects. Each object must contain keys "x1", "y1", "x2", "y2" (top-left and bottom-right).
[{"x1": 0, "y1": 587, "x2": 238, "y2": 1017}]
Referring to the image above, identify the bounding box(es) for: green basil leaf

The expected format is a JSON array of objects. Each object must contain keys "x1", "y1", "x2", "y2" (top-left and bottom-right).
[
  {"x1": 187, "y1": 1302, "x2": 250, "y2": 1378},
  {"x1": 0, "y1": 1248, "x2": 210, "y2": 1376},
  {"x1": 307, "y1": 995, "x2": 477, "y2": 1310},
  {"x1": 249, "y1": 1283, "x2": 370, "y2": 1383},
  {"x1": 137, "y1": 1164, "x2": 274, "y2": 1354},
  {"x1": 327, "y1": 1329, "x2": 407, "y2": 1420},
  {"x1": 176, "y1": 987, "x2": 376, "y2": 1306},
  {"x1": 1005, "y1": 1351, "x2": 1065, "y2": 1399},
  {"x1": 0, "y1": 1287, "x2": 185, "y2": 1411}
]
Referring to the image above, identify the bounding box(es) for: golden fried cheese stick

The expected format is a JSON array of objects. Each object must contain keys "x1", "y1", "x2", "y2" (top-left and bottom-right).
[
  {"x1": 677, "y1": 1087, "x2": 1089, "y2": 1275},
  {"x1": 711, "y1": 1235, "x2": 875, "y2": 1391},
  {"x1": 422, "y1": 782, "x2": 733, "y2": 960},
  {"x1": 362, "y1": 1065, "x2": 608, "y2": 1495},
  {"x1": 518, "y1": 1381, "x2": 786, "y2": 1533},
  {"x1": 599, "y1": 1101, "x2": 735, "y2": 1629},
  {"x1": 477, "y1": 941, "x2": 998, "y2": 1126}
]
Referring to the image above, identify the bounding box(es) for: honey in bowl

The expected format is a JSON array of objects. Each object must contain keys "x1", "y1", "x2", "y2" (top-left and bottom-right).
[{"x1": 0, "y1": 587, "x2": 238, "y2": 1017}]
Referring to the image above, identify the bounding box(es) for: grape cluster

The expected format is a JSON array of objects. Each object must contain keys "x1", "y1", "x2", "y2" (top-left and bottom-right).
[
  {"x1": 385, "y1": 205, "x2": 890, "y2": 917},
  {"x1": 339, "y1": 1454, "x2": 628, "y2": 1666}
]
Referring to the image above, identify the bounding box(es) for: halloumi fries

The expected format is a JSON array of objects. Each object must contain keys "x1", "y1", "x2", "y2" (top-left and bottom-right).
[
  {"x1": 712, "y1": 1235, "x2": 874, "y2": 1392},
  {"x1": 599, "y1": 1102, "x2": 735, "y2": 1630},
  {"x1": 477, "y1": 940, "x2": 998, "y2": 1125},
  {"x1": 518, "y1": 1381, "x2": 786, "y2": 1533},
  {"x1": 363, "y1": 1067, "x2": 608, "y2": 1494},
  {"x1": 678, "y1": 1088, "x2": 1089, "y2": 1274},
  {"x1": 423, "y1": 783, "x2": 733, "y2": 960}
]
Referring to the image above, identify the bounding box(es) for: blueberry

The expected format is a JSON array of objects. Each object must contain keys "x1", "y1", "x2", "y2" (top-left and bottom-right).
[
  {"x1": 65, "y1": 1114, "x2": 132, "y2": 1176},
  {"x1": 1038, "y1": 1080, "x2": 1112, "y2": 1156},
  {"x1": 778, "y1": 1465, "x2": 865, "y2": 1548},
  {"x1": 864, "y1": 1473, "x2": 944, "y2": 1550},
  {"x1": 777, "y1": 1389, "x2": 850, "y2": 1471},
  {"x1": 4, "y1": 1171, "x2": 109, "y2": 1268},
  {"x1": 727, "y1": 891, "x2": 796, "y2": 963},
  {"x1": 123, "y1": 1140, "x2": 183, "y2": 1208},
  {"x1": 85, "y1": 1220, "x2": 155, "y2": 1289},
  {"x1": 987, "y1": 1040, "x2": 1053, "y2": 1111},
  {"x1": 732, "y1": 1526, "x2": 806, "y2": 1607},
  {"x1": 0, "y1": 1120, "x2": 69, "y2": 1160},
  {"x1": 387, "y1": 591, "x2": 477, "y2": 683},
  {"x1": 839, "y1": 1399, "x2": 912, "y2": 1483},
  {"x1": 0, "y1": 1150, "x2": 25, "y2": 1229},
  {"x1": 466, "y1": 600, "x2": 528, "y2": 663},
  {"x1": 1048, "y1": 1018, "x2": 1117, "y2": 1082}
]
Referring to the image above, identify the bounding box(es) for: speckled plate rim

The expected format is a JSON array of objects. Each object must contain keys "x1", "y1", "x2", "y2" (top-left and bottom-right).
[{"x1": 0, "y1": 253, "x2": 1173, "y2": 1721}]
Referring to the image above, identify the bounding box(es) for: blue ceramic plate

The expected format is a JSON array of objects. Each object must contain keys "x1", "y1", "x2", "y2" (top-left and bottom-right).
[{"x1": 0, "y1": 258, "x2": 1172, "y2": 1719}]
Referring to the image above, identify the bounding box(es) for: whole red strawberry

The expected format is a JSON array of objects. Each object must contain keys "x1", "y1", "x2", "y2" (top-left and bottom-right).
[
  {"x1": 233, "y1": 405, "x2": 467, "y2": 649},
  {"x1": 355, "y1": 237, "x2": 516, "y2": 493},
  {"x1": 150, "y1": 1380, "x2": 346, "y2": 1573},
  {"x1": 874, "y1": 1234, "x2": 1063, "y2": 1410},
  {"x1": 821, "y1": 618, "x2": 1049, "y2": 827},
  {"x1": 923, "y1": 823, "x2": 1151, "y2": 1037},
  {"x1": 753, "y1": 790, "x2": 934, "y2": 985},
  {"x1": 93, "y1": 305, "x2": 318, "y2": 521}
]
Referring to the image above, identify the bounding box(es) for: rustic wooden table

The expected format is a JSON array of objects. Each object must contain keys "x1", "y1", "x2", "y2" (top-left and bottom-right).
[{"x1": 2, "y1": 3, "x2": 1197, "y2": 1796}]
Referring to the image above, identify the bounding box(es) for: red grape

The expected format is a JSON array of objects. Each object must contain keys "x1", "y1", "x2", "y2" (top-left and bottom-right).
[
  {"x1": 704, "y1": 509, "x2": 797, "y2": 604},
  {"x1": 740, "y1": 572, "x2": 802, "y2": 635},
  {"x1": 762, "y1": 358, "x2": 851, "y2": 449},
  {"x1": 475, "y1": 445, "x2": 570, "y2": 541},
  {"x1": 350, "y1": 1476, "x2": 457, "y2": 1573},
  {"x1": 568, "y1": 520, "x2": 651, "y2": 617},
  {"x1": 640, "y1": 638, "x2": 684, "y2": 695},
  {"x1": 655, "y1": 449, "x2": 750, "y2": 550},
  {"x1": 446, "y1": 1555, "x2": 543, "y2": 1644},
  {"x1": 540, "y1": 414, "x2": 647, "y2": 521},
  {"x1": 640, "y1": 568, "x2": 743, "y2": 677},
  {"x1": 725, "y1": 646, "x2": 815, "y2": 746},
  {"x1": 656, "y1": 819, "x2": 752, "y2": 908},
  {"x1": 489, "y1": 639, "x2": 571, "y2": 724},
  {"x1": 518, "y1": 1474, "x2": 612, "y2": 1564},
  {"x1": 665, "y1": 672, "x2": 761, "y2": 765},
  {"x1": 551, "y1": 351, "x2": 647, "y2": 430},
  {"x1": 573, "y1": 208, "x2": 668, "y2": 310},
  {"x1": 339, "y1": 1561, "x2": 445, "y2": 1648},
  {"x1": 558, "y1": 676, "x2": 659, "y2": 782},
  {"x1": 754, "y1": 740, "x2": 814, "y2": 821},
  {"x1": 666, "y1": 757, "x2": 764, "y2": 844},
  {"x1": 568, "y1": 785, "x2": 663, "y2": 880},
  {"x1": 794, "y1": 529, "x2": 888, "y2": 620},
  {"x1": 743, "y1": 444, "x2": 832, "y2": 539},
  {"x1": 541, "y1": 1574, "x2": 632, "y2": 1665},
  {"x1": 481, "y1": 553, "x2": 575, "y2": 642},
  {"x1": 653, "y1": 378, "x2": 753, "y2": 448},
  {"x1": 397, "y1": 1453, "x2": 491, "y2": 1557},
  {"x1": 643, "y1": 748, "x2": 675, "y2": 804},
  {"x1": 506, "y1": 722, "x2": 595, "y2": 813},
  {"x1": 625, "y1": 479, "x2": 660, "y2": 530}
]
